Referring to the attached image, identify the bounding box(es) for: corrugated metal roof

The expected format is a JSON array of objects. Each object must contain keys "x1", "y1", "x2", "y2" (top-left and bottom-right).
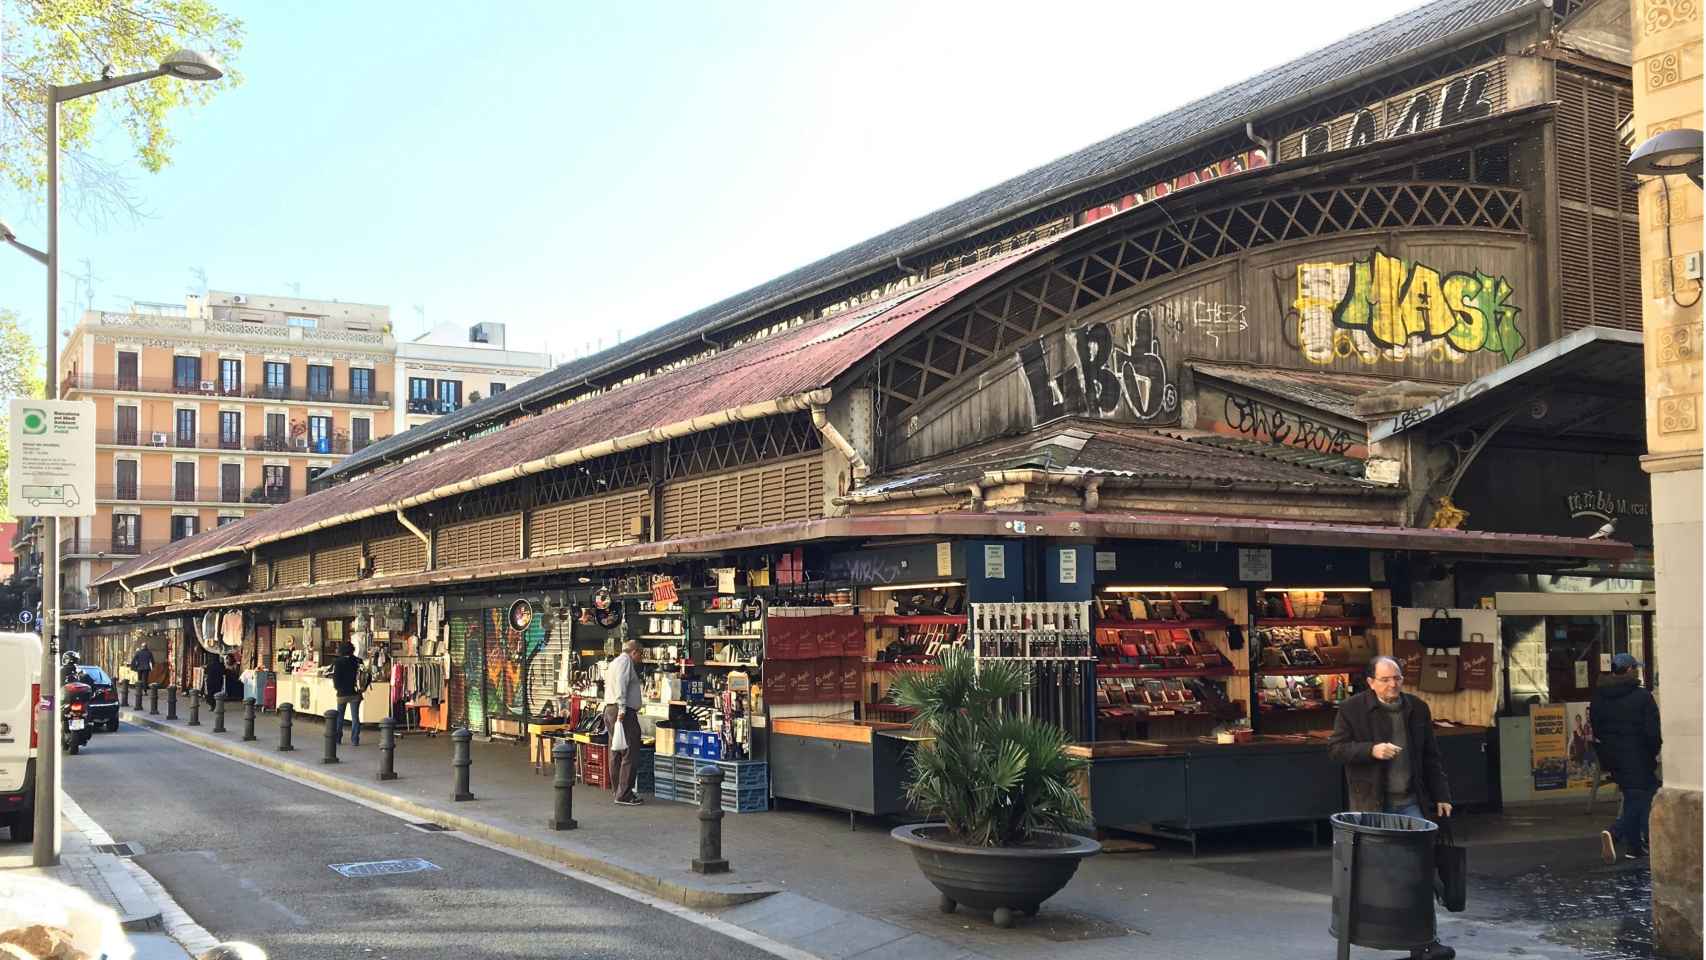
[
  {"x1": 855, "y1": 420, "x2": 1386, "y2": 496},
  {"x1": 1189, "y1": 363, "x2": 1404, "y2": 420},
  {"x1": 327, "y1": 0, "x2": 1539, "y2": 482},
  {"x1": 99, "y1": 239, "x2": 1065, "y2": 585},
  {"x1": 1159, "y1": 431, "x2": 1369, "y2": 478}
]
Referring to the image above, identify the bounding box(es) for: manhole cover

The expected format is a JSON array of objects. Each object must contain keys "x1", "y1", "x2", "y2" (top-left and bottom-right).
[
  {"x1": 406, "y1": 822, "x2": 452, "y2": 832},
  {"x1": 91, "y1": 843, "x2": 135, "y2": 856},
  {"x1": 329, "y1": 858, "x2": 441, "y2": 879}
]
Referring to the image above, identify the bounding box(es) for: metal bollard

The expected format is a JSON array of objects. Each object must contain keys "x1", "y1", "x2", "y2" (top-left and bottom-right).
[
  {"x1": 549, "y1": 740, "x2": 577, "y2": 830},
  {"x1": 692, "y1": 765, "x2": 729, "y2": 874},
  {"x1": 451, "y1": 728, "x2": 474, "y2": 801},
  {"x1": 133, "y1": 681, "x2": 144, "y2": 709},
  {"x1": 321, "y1": 709, "x2": 340, "y2": 764},
  {"x1": 187, "y1": 690, "x2": 200, "y2": 726},
  {"x1": 378, "y1": 717, "x2": 398, "y2": 781},
  {"x1": 242, "y1": 698, "x2": 257, "y2": 742},
  {"x1": 278, "y1": 703, "x2": 295, "y2": 751},
  {"x1": 120, "y1": 679, "x2": 130, "y2": 709},
  {"x1": 149, "y1": 684, "x2": 160, "y2": 715},
  {"x1": 166, "y1": 685, "x2": 177, "y2": 720},
  {"x1": 212, "y1": 694, "x2": 227, "y2": 733}
]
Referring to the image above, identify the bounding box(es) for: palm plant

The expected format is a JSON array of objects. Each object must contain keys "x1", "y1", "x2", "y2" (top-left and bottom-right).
[{"x1": 889, "y1": 646, "x2": 1089, "y2": 847}]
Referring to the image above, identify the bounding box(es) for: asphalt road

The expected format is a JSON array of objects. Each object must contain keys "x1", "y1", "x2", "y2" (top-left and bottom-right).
[{"x1": 64, "y1": 722, "x2": 779, "y2": 960}]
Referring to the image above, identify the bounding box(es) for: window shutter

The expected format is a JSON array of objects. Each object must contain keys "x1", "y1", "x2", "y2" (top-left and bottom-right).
[{"x1": 1555, "y1": 68, "x2": 1641, "y2": 333}]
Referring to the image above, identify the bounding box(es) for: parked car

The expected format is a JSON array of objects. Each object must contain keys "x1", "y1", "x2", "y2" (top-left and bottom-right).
[
  {"x1": 1, "y1": 632, "x2": 41, "y2": 842},
  {"x1": 68, "y1": 665, "x2": 120, "y2": 733}
]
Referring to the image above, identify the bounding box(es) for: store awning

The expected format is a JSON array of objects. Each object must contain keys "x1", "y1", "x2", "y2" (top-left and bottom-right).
[
  {"x1": 68, "y1": 508, "x2": 1633, "y2": 625},
  {"x1": 162, "y1": 558, "x2": 247, "y2": 587},
  {"x1": 1369, "y1": 326, "x2": 1644, "y2": 443}
]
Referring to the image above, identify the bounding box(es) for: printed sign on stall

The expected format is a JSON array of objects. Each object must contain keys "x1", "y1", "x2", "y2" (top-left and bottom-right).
[
  {"x1": 1531, "y1": 704, "x2": 1568, "y2": 791},
  {"x1": 1566, "y1": 702, "x2": 1598, "y2": 789},
  {"x1": 1058, "y1": 548, "x2": 1078, "y2": 585}
]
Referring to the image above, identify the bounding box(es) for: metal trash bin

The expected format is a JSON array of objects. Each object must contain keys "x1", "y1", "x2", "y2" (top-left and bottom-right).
[{"x1": 1329, "y1": 812, "x2": 1438, "y2": 956}]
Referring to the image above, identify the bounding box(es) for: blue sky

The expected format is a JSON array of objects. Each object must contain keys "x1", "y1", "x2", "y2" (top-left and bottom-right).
[{"x1": 2, "y1": 0, "x2": 1418, "y2": 365}]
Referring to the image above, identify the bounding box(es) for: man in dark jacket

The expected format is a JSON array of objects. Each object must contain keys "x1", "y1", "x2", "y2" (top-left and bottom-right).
[
  {"x1": 1329, "y1": 655, "x2": 1455, "y2": 960},
  {"x1": 1589, "y1": 653, "x2": 1660, "y2": 862},
  {"x1": 327, "y1": 642, "x2": 364, "y2": 746}
]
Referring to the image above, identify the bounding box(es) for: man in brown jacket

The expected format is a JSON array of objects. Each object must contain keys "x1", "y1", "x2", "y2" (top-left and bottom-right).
[{"x1": 1329, "y1": 655, "x2": 1455, "y2": 960}]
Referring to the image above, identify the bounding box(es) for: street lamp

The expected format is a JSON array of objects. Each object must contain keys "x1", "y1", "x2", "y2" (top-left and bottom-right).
[
  {"x1": 1628, "y1": 128, "x2": 1704, "y2": 188},
  {"x1": 26, "y1": 47, "x2": 222, "y2": 868}
]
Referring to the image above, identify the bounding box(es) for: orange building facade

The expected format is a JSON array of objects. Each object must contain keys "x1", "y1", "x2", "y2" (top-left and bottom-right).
[{"x1": 56, "y1": 291, "x2": 396, "y2": 605}]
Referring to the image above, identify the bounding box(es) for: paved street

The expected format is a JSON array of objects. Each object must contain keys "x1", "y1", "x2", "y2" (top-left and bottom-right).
[{"x1": 62, "y1": 723, "x2": 780, "y2": 960}]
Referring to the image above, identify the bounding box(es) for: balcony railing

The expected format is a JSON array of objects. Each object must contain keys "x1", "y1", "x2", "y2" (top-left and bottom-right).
[
  {"x1": 245, "y1": 486, "x2": 291, "y2": 505},
  {"x1": 59, "y1": 538, "x2": 167, "y2": 557},
  {"x1": 97, "y1": 482, "x2": 283, "y2": 504},
  {"x1": 407, "y1": 397, "x2": 462, "y2": 415},
  {"x1": 248, "y1": 434, "x2": 357, "y2": 455},
  {"x1": 96, "y1": 429, "x2": 379, "y2": 456},
  {"x1": 98, "y1": 429, "x2": 247, "y2": 451},
  {"x1": 63, "y1": 373, "x2": 390, "y2": 408}
]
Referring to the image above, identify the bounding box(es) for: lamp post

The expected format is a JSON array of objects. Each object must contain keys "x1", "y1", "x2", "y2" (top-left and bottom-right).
[{"x1": 18, "y1": 48, "x2": 222, "y2": 868}]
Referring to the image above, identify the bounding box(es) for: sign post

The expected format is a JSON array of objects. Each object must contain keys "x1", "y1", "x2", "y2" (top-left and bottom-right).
[{"x1": 10, "y1": 398, "x2": 96, "y2": 866}]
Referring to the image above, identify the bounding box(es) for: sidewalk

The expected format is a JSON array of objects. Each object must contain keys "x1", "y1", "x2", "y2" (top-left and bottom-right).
[
  {"x1": 0, "y1": 800, "x2": 192, "y2": 960},
  {"x1": 121, "y1": 705, "x2": 1656, "y2": 960}
]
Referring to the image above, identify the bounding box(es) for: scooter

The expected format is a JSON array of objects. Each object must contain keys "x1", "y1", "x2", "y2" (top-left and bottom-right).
[{"x1": 61, "y1": 679, "x2": 93, "y2": 755}]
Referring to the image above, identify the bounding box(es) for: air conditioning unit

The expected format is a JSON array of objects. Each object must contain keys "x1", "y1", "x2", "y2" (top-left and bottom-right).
[
  {"x1": 151, "y1": 432, "x2": 169, "y2": 446},
  {"x1": 293, "y1": 438, "x2": 308, "y2": 450},
  {"x1": 200, "y1": 380, "x2": 215, "y2": 393},
  {"x1": 232, "y1": 294, "x2": 248, "y2": 305}
]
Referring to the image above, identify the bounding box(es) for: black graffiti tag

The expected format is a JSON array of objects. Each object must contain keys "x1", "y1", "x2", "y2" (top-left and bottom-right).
[
  {"x1": 1019, "y1": 314, "x2": 1178, "y2": 425},
  {"x1": 1224, "y1": 394, "x2": 1355, "y2": 455}
]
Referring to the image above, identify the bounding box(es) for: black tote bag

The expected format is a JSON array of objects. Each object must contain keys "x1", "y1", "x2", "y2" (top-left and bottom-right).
[{"x1": 1435, "y1": 819, "x2": 1468, "y2": 912}]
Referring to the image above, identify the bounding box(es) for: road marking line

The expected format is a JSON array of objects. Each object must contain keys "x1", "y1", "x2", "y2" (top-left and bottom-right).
[
  {"x1": 61, "y1": 793, "x2": 222, "y2": 956},
  {"x1": 126, "y1": 719, "x2": 822, "y2": 960}
]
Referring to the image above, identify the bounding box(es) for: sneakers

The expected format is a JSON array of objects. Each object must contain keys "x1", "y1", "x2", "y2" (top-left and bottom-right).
[
  {"x1": 1410, "y1": 943, "x2": 1455, "y2": 960},
  {"x1": 1601, "y1": 830, "x2": 1618, "y2": 864},
  {"x1": 614, "y1": 795, "x2": 643, "y2": 806}
]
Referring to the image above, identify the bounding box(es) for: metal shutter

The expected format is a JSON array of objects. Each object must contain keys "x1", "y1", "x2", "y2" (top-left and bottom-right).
[
  {"x1": 313, "y1": 543, "x2": 361, "y2": 584},
  {"x1": 660, "y1": 455, "x2": 823, "y2": 540},
  {"x1": 529, "y1": 489, "x2": 651, "y2": 557},
  {"x1": 273, "y1": 553, "x2": 310, "y2": 588},
  {"x1": 435, "y1": 513, "x2": 522, "y2": 569},
  {"x1": 368, "y1": 532, "x2": 426, "y2": 578}
]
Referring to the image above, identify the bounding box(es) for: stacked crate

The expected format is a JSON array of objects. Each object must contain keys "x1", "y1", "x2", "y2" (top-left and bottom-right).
[{"x1": 651, "y1": 757, "x2": 769, "y2": 812}]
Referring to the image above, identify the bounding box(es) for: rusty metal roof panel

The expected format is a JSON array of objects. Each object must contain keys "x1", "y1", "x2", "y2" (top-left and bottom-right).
[
  {"x1": 100, "y1": 241, "x2": 1066, "y2": 585},
  {"x1": 1160, "y1": 432, "x2": 1369, "y2": 477},
  {"x1": 1190, "y1": 363, "x2": 1405, "y2": 420}
]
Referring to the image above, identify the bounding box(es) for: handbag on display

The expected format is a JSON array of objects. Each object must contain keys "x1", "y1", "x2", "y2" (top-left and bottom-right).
[
  {"x1": 1419, "y1": 649, "x2": 1461, "y2": 693},
  {"x1": 1434, "y1": 819, "x2": 1468, "y2": 912},
  {"x1": 1419, "y1": 608, "x2": 1463, "y2": 649}
]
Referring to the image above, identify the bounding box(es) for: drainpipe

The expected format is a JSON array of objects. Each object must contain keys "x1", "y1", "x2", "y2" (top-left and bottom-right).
[
  {"x1": 1244, "y1": 121, "x2": 1274, "y2": 161},
  {"x1": 396, "y1": 509, "x2": 433, "y2": 569},
  {"x1": 811, "y1": 403, "x2": 871, "y2": 483}
]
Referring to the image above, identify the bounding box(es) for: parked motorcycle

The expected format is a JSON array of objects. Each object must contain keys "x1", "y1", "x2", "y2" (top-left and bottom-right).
[{"x1": 60, "y1": 655, "x2": 93, "y2": 756}]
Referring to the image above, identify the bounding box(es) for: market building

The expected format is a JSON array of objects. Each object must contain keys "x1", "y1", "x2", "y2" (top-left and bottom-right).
[{"x1": 70, "y1": 0, "x2": 1666, "y2": 854}]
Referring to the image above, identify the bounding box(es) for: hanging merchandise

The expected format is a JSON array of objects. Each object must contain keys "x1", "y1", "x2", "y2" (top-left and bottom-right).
[
  {"x1": 1419, "y1": 608, "x2": 1463, "y2": 649},
  {"x1": 970, "y1": 602, "x2": 1095, "y2": 741}
]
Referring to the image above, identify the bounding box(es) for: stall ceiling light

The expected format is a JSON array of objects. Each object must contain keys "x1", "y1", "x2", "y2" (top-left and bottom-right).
[
  {"x1": 1103, "y1": 585, "x2": 1230, "y2": 593},
  {"x1": 1262, "y1": 587, "x2": 1375, "y2": 593},
  {"x1": 869, "y1": 581, "x2": 965, "y2": 592}
]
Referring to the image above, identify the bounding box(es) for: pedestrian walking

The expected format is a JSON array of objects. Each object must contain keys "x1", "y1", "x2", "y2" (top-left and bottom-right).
[
  {"x1": 1329, "y1": 655, "x2": 1455, "y2": 960},
  {"x1": 202, "y1": 651, "x2": 226, "y2": 708},
  {"x1": 326, "y1": 641, "x2": 364, "y2": 746},
  {"x1": 128, "y1": 643, "x2": 155, "y2": 688},
  {"x1": 602, "y1": 639, "x2": 645, "y2": 806},
  {"x1": 1590, "y1": 653, "x2": 1660, "y2": 863}
]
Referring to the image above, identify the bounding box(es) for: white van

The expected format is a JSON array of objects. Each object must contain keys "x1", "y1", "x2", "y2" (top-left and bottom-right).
[{"x1": 0, "y1": 632, "x2": 41, "y2": 842}]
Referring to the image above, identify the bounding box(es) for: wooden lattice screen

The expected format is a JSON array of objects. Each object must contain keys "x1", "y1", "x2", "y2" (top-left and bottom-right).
[
  {"x1": 659, "y1": 455, "x2": 823, "y2": 540},
  {"x1": 368, "y1": 532, "x2": 426, "y2": 578},
  {"x1": 273, "y1": 553, "x2": 310, "y2": 588},
  {"x1": 1555, "y1": 68, "x2": 1641, "y2": 333},
  {"x1": 249, "y1": 560, "x2": 269, "y2": 592},
  {"x1": 312, "y1": 543, "x2": 361, "y2": 584},
  {"x1": 877, "y1": 179, "x2": 1526, "y2": 429},
  {"x1": 435, "y1": 513, "x2": 522, "y2": 570},
  {"x1": 529, "y1": 489, "x2": 651, "y2": 557}
]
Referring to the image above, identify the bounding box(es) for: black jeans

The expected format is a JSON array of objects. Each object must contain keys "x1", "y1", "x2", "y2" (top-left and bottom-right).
[{"x1": 1613, "y1": 786, "x2": 1654, "y2": 849}]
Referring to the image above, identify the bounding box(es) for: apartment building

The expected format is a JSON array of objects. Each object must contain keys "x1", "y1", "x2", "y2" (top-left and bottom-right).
[
  {"x1": 55, "y1": 290, "x2": 397, "y2": 603},
  {"x1": 394, "y1": 321, "x2": 551, "y2": 434}
]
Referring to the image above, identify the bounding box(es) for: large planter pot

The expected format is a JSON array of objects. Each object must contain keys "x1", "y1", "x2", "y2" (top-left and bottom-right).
[{"x1": 890, "y1": 823, "x2": 1100, "y2": 928}]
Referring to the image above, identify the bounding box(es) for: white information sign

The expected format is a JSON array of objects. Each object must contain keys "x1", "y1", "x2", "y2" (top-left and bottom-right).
[
  {"x1": 1238, "y1": 547, "x2": 1273, "y2": 582},
  {"x1": 1058, "y1": 548, "x2": 1078, "y2": 585},
  {"x1": 983, "y1": 544, "x2": 1006, "y2": 580},
  {"x1": 8, "y1": 399, "x2": 96, "y2": 518},
  {"x1": 1095, "y1": 551, "x2": 1117, "y2": 572}
]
